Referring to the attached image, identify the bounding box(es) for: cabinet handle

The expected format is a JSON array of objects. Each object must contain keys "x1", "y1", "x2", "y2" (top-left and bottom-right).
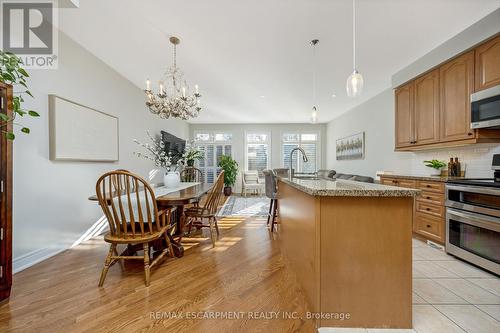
[
  {"x1": 468, "y1": 132, "x2": 473, "y2": 136},
  {"x1": 426, "y1": 196, "x2": 431, "y2": 199},
  {"x1": 426, "y1": 224, "x2": 431, "y2": 228},
  {"x1": 426, "y1": 185, "x2": 431, "y2": 188},
  {"x1": 426, "y1": 208, "x2": 431, "y2": 211}
]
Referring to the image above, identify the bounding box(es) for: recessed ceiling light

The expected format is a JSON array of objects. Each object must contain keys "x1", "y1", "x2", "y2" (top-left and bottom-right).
[
  {"x1": 331, "y1": 94, "x2": 337, "y2": 98},
  {"x1": 259, "y1": 95, "x2": 265, "y2": 98}
]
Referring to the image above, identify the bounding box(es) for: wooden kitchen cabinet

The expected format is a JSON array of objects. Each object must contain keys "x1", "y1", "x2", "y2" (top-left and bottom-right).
[
  {"x1": 439, "y1": 50, "x2": 475, "y2": 142},
  {"x1": 414, "y1": 69, "x2": 440, "y2": 145},
  {"x1": 395, "y1": 82, "x2": 414, "y2": 148},
  {"x1": 475, "y1": 35, "x2": 500, "y2": 91},
  {"x1": 394, "y1": 35, "x2": 500, "y2": 151},
  {"x1": 380, "y1": 176, "x2": 446, "y2": 244}
]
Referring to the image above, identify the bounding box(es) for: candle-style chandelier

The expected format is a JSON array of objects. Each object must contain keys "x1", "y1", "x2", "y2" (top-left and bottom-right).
[{"x1": 144, "y1": 36, "x2": 201, "y2": 120}]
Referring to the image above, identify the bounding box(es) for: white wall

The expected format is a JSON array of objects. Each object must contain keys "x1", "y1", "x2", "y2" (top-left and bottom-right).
[
  {"x1": 13, "y1": 32, "x2": 189, "y2": 271},
  {"x1": 189, "y1": 123, "x2": 326, "y2": 192},
  {"x1": 326, "y1": 89, "x2": 413, "y2": 177}
]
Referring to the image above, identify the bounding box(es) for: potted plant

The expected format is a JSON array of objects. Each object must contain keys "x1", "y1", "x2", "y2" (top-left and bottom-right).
[
  {"x1": 0, "y1": 51, "x2": 40, "y2": 139},
  {"x1": 218, "y1": 155, "x2": 238, "y2": 196},
  {"x1": 183, "y1": 141, "x2": 204, "y2": 167},
  {"x1": 423, "y1": 159, "x2": 446, "y2": 176}
]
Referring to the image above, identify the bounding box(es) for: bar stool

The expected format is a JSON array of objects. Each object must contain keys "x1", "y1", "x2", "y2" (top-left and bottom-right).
[{"x1": 262, "y1": 170, "x2": 278, "y2": 231}]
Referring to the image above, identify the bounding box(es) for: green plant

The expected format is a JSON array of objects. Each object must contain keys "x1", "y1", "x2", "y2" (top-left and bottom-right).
[
  {"x1": 423, "y1": 159, "x2": 446, "y2": 170},
  {"x1": 183, "y1": 141, "x2": 204, "y2": 164},
  {"x1": 0, "y1": 51, "x2": 40, "y2": 140},
  {"x1": 218, "y1": 155, "x2": 238, "y2": 187}
]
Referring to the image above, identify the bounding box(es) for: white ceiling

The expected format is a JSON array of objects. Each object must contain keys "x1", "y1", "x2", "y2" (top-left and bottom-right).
[{"x1": 58, "y1": 0, "x2": 500, "y2": 124}]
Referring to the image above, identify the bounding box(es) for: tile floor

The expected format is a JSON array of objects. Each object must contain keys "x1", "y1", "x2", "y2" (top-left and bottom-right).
[{"x1": 320, "y1": 238, "x2": 500, "y2": 333}]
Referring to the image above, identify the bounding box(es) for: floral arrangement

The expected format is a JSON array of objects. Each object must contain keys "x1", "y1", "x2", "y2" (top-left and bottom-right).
[{"x1": 134, "y1": 131, "x2": 185, "y2": 171}]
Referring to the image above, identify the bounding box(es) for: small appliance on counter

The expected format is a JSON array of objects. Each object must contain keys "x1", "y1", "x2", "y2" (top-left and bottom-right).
[
  {"x1": 445, "y1": 154, "x2": 500, "y2": 275},
  {"x1": 471, "y1": 85, "x2": 500, "y2": 129}
]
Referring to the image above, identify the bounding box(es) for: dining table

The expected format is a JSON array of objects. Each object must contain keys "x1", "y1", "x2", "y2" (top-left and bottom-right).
[{"x1": 88, "y1": 182, "x2": 213, "y2": 258}]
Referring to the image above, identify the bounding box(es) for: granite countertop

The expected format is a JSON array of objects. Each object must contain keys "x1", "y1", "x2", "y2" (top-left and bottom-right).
[
  {"x1": 379, "y1": 174, "x2": 466, "y2": 182},
  {"x1": 279, "y1": 177, "x2": 420, "y2": 197}
]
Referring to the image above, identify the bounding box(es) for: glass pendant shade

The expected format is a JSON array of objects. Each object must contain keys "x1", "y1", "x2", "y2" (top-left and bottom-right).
[
  {"x1": 346, "y1": 69, "x2": 364, "y2": 97},
  {"x1": 311, "y1": 106, "x2": 318, "y2": 124}
]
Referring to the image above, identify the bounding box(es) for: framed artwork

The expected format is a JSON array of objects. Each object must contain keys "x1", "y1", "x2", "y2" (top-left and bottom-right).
[
  {"x1": 336, "y1": 132, "x2": 365, "y2": 160},
  {"x1": 49, "y1": 95, "x2": 119, "y2": 161}
]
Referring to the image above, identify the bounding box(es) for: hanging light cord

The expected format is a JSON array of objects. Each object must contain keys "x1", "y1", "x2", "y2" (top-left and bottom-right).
[
  {"x1": 352, "y1": 0, "x2": 356, "y2": 70},
  {"x1": 172, "y1": 43, "x2": 177, "y2": 69},
  {"x1": 312, "y1": 41, "x2": 316, "y2": 107}
]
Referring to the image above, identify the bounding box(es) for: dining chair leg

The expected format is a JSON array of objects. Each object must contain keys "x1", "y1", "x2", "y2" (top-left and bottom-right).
[
  {"x1": 187, "y1": 216, "x2": 193, "y2": 236},
  {"x1": 214, "y1": 216, "x2": 220, "y2": 236},
  {"x1": 113, "y1": 245, "x2": 124, "y2": 270},
  {"x1": 98, "y1": 244, "x2": 114, "y2": 287},
  {"x1": 271, "y1": 199, "x2": 278, "y2": 232},
  {"x1": 143, "y1": 243, "x2": 151, "y2": 287},
  {"x1": 164, "y1": 233, "x2": 175, "y2": 257},
  {"x1": 267, "y1": 199, "x2": 273, "y2": 226},
  {"x1": 209, "y1": 218, "x2": 217, "y2": 248}
]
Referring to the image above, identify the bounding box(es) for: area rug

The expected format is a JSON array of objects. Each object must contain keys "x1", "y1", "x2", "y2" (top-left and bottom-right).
[{"x1": 217, "y1": 196, "x2": 270, "y2": 217}]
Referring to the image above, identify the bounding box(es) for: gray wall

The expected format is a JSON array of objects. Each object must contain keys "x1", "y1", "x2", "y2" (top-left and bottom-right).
[
  {"x1": 13, "y1": 32, "x2": 189, "y2": 271},
  {"x1": 189, "y1": 123, "x2": 327, "y2": 192},
  {"x1": 392, "y1": 8, "x2": 500, "y2": 87}
]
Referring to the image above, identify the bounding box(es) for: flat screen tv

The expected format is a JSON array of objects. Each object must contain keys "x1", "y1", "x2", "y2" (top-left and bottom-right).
[{"x1": 161, "y1": 131, "x2": 186, "y2": 164}]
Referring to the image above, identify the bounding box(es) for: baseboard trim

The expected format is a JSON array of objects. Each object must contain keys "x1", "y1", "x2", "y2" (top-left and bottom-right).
[{"x1": 13, "y1": 245, "x2": 67, "y2": 274}]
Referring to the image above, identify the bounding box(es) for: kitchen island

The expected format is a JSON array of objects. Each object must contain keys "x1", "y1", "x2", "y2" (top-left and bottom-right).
[{"x1": 277, "y1": 177, "x2": 420, "y2": 329}]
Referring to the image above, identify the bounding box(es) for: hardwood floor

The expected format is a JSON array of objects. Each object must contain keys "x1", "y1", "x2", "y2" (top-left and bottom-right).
[{"x1": 0, "y1": 215, "x2": 315, "y2": 333}]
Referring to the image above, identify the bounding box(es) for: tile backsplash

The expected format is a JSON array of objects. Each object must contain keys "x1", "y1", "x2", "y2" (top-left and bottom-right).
[{"x1": 408, "y1": 144, "x2": 500, "y2": 178}]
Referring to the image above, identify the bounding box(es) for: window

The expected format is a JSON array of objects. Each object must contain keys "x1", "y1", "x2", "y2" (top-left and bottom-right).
[
  {"x1": 194, "y1": 131, "x2": 232, "y2": 183},
  {"x1": 282, "y1": 132, "x2": 319, "y2": 173},
  {"x1": 245, "y1": 132, "x2": 270, "y2": 176}
]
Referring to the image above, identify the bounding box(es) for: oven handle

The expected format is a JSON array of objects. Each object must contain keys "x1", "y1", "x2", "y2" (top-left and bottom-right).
[
  {"x1": 446, "y1": 184, "x2": 500, "y2": 196},
  {"x1": 447, "y1": 208, "x2": 500, "y2": 231}
]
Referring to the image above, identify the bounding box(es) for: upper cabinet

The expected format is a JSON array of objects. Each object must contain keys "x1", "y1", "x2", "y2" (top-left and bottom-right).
[
  {"x1": 439, "y1": 51, "x2": 474, "y2": 142},
  {"x1": 395, "y1": 83, "x2": 413, "y2": 148},
  {"x1": 395, "y1": 70, "x2": 440, "y2": 149},
  {"x1": 394, "y1": 35, "x2": 500, "y2": 151},
  {"x1": 475, "y1": 35, "x2": 500, "y2": 92},
  {"x1": 415, "y1": 69, "x2": 440, "y2": 145}
]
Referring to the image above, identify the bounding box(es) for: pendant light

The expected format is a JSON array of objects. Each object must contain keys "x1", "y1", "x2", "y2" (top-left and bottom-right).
[
  {"x1": 346, "y1": 0, "x2": 364, "y2": 97},
  {"x1": 311, "y1": 39, "x2": 319, "y2": 123}
]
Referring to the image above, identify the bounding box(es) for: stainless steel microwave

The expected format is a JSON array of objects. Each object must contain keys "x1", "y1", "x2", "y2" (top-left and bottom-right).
[{"x1": 471, "y1": 85, "x2": 500, "y2": 129}]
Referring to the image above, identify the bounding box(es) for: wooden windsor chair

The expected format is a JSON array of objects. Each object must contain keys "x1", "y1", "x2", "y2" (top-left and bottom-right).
[
  {"x1": 180, "y1": 167, "x2": 204, "y2": 183},
  {"x1": 95, "y1": 170, "x2": 176, "y2": 287},
  {"x1": 182, "y1": 171, "x2": 225, "y2": 247}
]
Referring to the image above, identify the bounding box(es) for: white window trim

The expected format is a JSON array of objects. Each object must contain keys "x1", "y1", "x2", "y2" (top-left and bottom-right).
[
  {"x1": 193, "y1": 130, "x2": 233, "y2": 144},
  {"x1": 244, "y1": 130, "x2": 271, "y2": 172},
  {"x1": 280, "y1": 131, "x2": 321, "y2": 170}
]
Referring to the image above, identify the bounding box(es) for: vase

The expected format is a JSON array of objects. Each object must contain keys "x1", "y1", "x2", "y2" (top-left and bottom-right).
[
  {"x1": 187, "y1": 159, "x2": 195, "y2": 167},
  {"x1": 428, "y1": 168, "x2": 442, "y2": 176},
  {"x1": 164, "y1": 171, "x2": 180, "y2": 188}
]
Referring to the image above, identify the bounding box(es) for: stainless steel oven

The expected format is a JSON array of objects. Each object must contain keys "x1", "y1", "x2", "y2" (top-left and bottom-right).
[
  {"x1": 471, "y1": 85, "x2": 500, "y2": 129},
  {"x1": 445, "y1": 183, "x2": 500, "y2": 275}
]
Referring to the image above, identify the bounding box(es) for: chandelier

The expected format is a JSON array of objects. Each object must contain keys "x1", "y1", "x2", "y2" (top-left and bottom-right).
[{"x1": 144, "y1": 36, "x2": 201, "y2": 120}]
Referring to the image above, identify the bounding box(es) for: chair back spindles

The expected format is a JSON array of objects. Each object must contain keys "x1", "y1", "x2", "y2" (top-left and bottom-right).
[
  {"x1": 204, "y1": 171, "x2": 224, "y2": 215},
  {"x1": 96, "y1": 170, "x2": 160, "y2": 239},
  {"x1": 180, "y1": 167, "x2": 204, "y2": 183}
]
